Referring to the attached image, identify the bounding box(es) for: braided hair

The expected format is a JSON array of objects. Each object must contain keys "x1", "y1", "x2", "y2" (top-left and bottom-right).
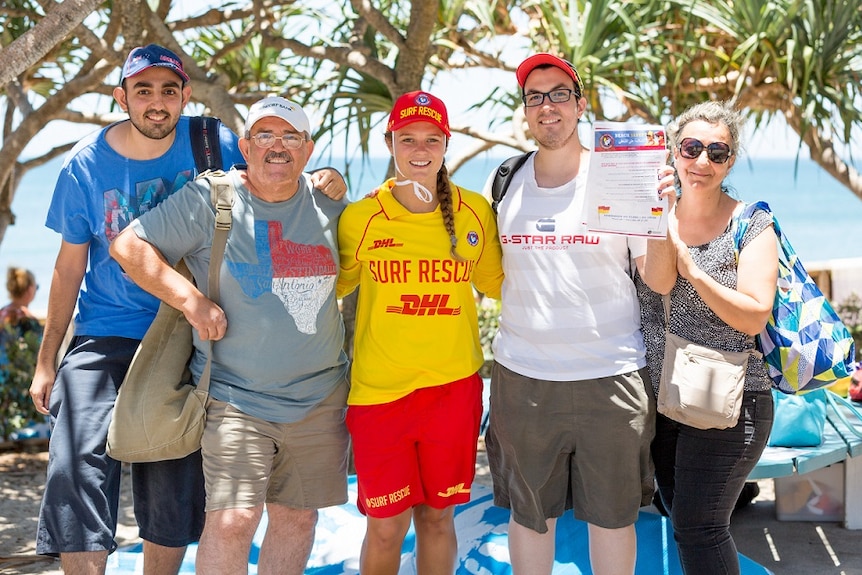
[{"x1": 436, "y1": 164, "x2": 466, "y2": 262}]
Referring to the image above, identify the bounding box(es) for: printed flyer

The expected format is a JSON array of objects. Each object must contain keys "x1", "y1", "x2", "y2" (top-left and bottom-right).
[{"x1": 583, "y1": 121, "x2": 668, "y2": 237}]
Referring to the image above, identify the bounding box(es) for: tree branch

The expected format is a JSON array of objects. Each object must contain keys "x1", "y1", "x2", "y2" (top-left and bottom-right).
[
  {"x1": 784, "y1": 108, "x2": 862, "y2": 202},
  {"x1": 350, "y1": 0, "x2": 405, "y2": 50},
  {"x1": 142, "y1": 6, "x2": 244, "y2": 133},
  {"x1": 267, "y1": 33, "x2": 398, "y2": 97},
  {"x1": 0, "y1": 0, "x2": 104, "y2": 90},
  {"x1": 0, "y1": 58, "x2": 114, "y2": 203}
]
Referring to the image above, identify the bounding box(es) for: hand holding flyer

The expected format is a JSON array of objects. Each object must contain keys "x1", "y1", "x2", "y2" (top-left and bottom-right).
[{"x1": 583, "y1": 122, "x2": 668, "y2": 237}]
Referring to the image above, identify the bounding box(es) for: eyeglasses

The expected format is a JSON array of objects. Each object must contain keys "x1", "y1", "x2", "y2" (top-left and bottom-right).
[
  {"x1": 678, "y1": 137, "x2": 733, "y2": 164},
  {"x1": 248, "y1": 133, "x2": 307, "y2": 149},
  {"x1": 522, "y1": 88, "x2": 580, "y2": 108}
]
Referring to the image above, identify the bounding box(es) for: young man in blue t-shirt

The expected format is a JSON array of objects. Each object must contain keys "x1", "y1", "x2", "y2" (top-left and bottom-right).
[{"x1": 30, "y1": 45, "x2": 344, "y2": 575}]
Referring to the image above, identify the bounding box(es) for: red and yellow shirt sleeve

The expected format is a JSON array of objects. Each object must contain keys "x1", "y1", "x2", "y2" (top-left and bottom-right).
[{"x1": 337, "y1": 179, "x2": 503, "y2": 405}]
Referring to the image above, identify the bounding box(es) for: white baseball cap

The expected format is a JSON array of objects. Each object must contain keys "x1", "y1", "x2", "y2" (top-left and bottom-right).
[{"x1": 244, "y1": 97, "x2": 311, "y2": 135}]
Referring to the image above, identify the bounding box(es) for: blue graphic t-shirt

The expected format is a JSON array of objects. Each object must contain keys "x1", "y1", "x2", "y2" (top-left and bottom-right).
[
  {"x1": 131, "y1": 169, "x2": 348, "y2": 423},
  {"x1": 45, "y1": 116, "x2": 243, "y2": 339}
]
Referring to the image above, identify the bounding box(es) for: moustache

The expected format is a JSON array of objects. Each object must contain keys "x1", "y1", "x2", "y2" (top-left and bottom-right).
[{"x1": 264, "y1": 151, "x2": 291, "y2": 163}]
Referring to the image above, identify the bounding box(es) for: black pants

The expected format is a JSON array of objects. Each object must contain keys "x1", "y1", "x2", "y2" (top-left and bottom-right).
[{"x1": 652, "y1": 390, "x2": 773, "y2": 575}]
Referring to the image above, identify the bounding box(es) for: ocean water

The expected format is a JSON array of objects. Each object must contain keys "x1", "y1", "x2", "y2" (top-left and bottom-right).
[{"x1": 5, "y1": 154, "x2": 862, "y2": 316}]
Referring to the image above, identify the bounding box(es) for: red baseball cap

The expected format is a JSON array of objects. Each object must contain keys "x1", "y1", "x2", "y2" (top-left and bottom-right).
[
  {"x1": 516, "y1": 53, "x2": 582, "y2": 93},
  {"x1": 387, "y1": 91, "x2": 451, "y2": 137}
]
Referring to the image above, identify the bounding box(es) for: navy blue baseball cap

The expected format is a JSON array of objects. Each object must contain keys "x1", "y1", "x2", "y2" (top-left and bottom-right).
[{"x1": 121, "y1": 44, "x2": 190, "y2": 84}]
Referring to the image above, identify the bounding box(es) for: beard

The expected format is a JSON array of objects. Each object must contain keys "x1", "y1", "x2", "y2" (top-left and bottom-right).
[
  {"x1": 128, "y1": 111, "x2": 178, "y2": 140},
  {"x1": 533, "y1": 125, "x2": 578, "y2": 150},
  {"x1": 529, "y1": 111, "x2": 580, "y2": 151}
]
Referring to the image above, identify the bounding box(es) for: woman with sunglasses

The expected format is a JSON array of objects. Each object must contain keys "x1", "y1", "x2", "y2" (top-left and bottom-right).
[{"x1": 636, "y1": 100, "x2": 778, "y2": 575}]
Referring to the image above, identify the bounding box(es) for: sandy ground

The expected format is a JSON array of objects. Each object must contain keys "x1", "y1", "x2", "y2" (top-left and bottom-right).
[
  {"x1": 0, "y1": 442, "x2": 492, "y2": 575},
  {"x1": 4, "y1": 439, "x2": 862, "y2": 575},
  {"x1": 0, "y1": 443, "x2": 138, "y2": 575}
]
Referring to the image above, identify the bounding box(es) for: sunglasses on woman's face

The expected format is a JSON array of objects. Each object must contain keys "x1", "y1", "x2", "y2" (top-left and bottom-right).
[{"x1": 678, "y1": 137, "x2": 733, "y2": 164}]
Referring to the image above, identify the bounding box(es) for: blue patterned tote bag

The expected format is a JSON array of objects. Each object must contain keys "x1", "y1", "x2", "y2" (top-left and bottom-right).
[{"x1": 733, "y1": 201, "x2": 856, "y2": 394}]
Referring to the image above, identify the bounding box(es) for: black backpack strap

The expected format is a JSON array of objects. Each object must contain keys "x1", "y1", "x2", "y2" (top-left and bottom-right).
[
  {"x1": 189, "y1": 116, "x2": 224, "y2": 173},
  {"x1": 491, "y1": 151, "x2": 534, "y2": 213}
]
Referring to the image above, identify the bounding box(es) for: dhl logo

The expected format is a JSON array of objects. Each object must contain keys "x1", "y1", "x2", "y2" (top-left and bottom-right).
[
  {"x1": 437, "y1": 483, "x2": 471, "y2": 498},
  {"x1": 368, "y1": 238, "x2": 404, "y2": 250},
  {"x1": 386, "y1": 294, "x2": 461, "y2": 316}
]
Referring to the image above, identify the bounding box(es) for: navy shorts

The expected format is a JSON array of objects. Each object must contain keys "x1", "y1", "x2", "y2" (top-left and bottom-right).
[{"x1": 36, "y1": 336, "x2": 205, "y2": 556}]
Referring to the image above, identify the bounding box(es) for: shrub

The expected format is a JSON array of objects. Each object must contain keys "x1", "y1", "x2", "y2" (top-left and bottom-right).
[
  {"x1": 0, "y1": 326, "x2": 42, "y2": 441},
  {"x1": 477, "y1": 296, "x2": 500, "y2": 378}
]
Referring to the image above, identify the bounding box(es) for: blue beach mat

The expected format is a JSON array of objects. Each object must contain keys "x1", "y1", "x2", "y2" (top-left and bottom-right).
[{"x1": 107, "y1": 477, "x2": 772, "y2": 574}]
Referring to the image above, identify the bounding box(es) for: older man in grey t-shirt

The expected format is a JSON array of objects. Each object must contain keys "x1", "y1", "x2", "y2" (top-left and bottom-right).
[{"x1": 111, "y1": 96, "x2": 349, "y2": 574}]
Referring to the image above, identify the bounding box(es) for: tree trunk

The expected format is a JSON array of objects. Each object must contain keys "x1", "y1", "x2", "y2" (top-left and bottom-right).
[{"x1": 784, "y1": 109, "x2": 862, "y2": 202}]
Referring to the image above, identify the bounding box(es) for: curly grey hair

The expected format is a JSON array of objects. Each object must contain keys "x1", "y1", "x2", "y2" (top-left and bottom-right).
[{"x1": 667, "y1": 100, "x2": 745, "y2": 158}]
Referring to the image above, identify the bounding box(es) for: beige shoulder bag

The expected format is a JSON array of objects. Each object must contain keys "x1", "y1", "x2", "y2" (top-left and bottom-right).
[
  {"x1": 107, "y1": 171, "x2": 234, "y2": 462},
  {"x1": 657, "y1": 294, "x2": 752, "y2": 430}
]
